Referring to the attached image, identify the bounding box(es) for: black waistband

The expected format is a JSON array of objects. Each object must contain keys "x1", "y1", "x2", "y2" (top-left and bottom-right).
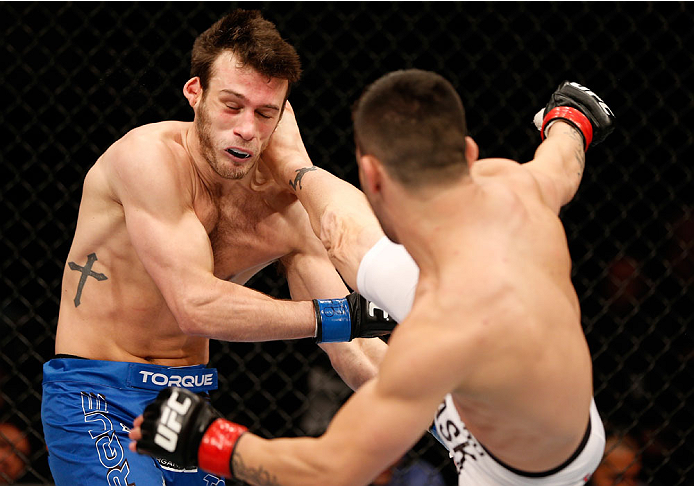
[
  {"x1": 480, "y1": 417, "x2": 592, "y2": 478},
  {"x1": 54, "y1": 354, "x2": 87, "y2": 359}
]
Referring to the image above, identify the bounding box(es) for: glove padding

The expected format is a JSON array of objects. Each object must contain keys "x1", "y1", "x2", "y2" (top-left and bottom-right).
[
  {"x1": 534, "y1": 81, "x2": 615, "y2": 150},
  {"x1": 135, "y1": 387, "x2": 246, "y2": 478},
  {"x1": 314, "y1": 291, "x2": 397, "y2": 343}
]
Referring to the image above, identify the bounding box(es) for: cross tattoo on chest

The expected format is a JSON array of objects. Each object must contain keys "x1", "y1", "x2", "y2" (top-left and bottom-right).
[{"x1": 68, "y1": 253, "x2": 108, "y2": 307}]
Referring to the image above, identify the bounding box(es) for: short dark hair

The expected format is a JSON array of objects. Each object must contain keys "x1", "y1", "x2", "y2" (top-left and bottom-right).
[
  {"x1": 353, "y1": 69, "x2": 469, "y2": 189},
  {"x1": 191, "y1": 9, "x2": 302, "y2": 91}
]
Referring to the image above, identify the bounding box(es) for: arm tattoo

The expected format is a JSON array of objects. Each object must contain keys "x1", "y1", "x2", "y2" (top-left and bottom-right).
[
  {"x1": 553, "y1": 124, "x2": 586, "y2": 179},
  {"x1": 567, "y1": 128, "x2": 586, "y2": 178},
  {"x1": 232, "y1": 451, "x2": 283, "y2": 486},
  {"x1": 288, "y1": 166, "x2": 317, "y2": 191}
]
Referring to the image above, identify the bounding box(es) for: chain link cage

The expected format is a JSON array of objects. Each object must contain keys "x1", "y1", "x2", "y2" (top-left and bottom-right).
[{"x1": 2, "y1": 2, "x2": 692, "y2": 485}]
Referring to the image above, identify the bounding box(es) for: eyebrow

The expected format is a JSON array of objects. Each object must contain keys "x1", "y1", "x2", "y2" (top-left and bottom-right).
[{"x1": 219, "y1": 89, "x2": 281, "y2": 111}]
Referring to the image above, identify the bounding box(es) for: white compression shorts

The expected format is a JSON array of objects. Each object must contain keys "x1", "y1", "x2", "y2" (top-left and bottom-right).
[
  {"x1": 356, "y1": 236, "x2": 419, "y2": 323},
  {"x1": 434, "y1": 394, "x2": 605, "y2": 485},
  {"x1": 357, "y1": 236, "x2": 606, "y2": 485}
]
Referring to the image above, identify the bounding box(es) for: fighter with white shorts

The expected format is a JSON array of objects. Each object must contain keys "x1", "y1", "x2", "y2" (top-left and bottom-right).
[{"x1": 358, "y1": 237, "x2": 606, "y2": 485}]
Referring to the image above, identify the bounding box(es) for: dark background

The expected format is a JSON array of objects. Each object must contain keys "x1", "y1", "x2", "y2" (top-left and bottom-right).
[{"x1": 2, "y1": 2, "x2": 692, "y2": 484}]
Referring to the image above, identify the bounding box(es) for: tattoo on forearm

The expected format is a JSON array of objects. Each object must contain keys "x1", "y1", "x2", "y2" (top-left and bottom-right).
[
  {"x1": 288, "y1": 166, "x2": 317, "y2": 191},
  {"x1": 68, "y1": 252, "x2": 108, "y2": 307},
  {"x1": 554, "y1": 124, "x2": 586, "y2": 179},
  {"x1": 568, "y1": 128, "x2": 586, "y2": 178},
  {"x1": 232, "y1": 452, "x2": 282, "y2": 486}
]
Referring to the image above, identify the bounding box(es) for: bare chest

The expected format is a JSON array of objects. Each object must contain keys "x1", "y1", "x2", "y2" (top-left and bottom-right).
[{"x1": 195, "y1": 190, "x2": 297, "y2": 283}]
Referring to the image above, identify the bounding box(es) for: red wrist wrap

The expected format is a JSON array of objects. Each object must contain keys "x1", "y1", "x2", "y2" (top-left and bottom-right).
[
  {"x1": 541, "y1": 106, "x2": 593, "y2": 151},
  {"x1": 197, "y1": 418, "x2": 248, "y2": 478}
]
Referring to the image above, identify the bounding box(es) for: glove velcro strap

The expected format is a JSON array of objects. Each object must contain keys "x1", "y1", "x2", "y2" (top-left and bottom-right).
[
  {"x1": 197, "y1": 418, "x2": 248, "y2": 479},
  {"x1": 541, "y1": 106, "x2": 593, "y2": 151},
  {"x1": 314, "y1": 298, "x2": 352, "y2": 343}
]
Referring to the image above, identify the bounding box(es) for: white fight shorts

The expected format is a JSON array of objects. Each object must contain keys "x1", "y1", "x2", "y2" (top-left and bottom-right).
[
  {"x1": 434, "y1": 394, "x2": 605, "y2": 485},
  {"x1": 357, "y1": 237, "x2": 606, "y2": 485}
]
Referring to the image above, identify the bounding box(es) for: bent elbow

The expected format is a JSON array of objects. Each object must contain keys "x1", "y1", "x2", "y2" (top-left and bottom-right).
[
  {"x1": 171, "y1": 289, "x2": 216, "y2": 336},
  {"x1": 319, "y1": 207, "x2": 351, "y2": 261},
  {"x1": 173, "y1": 304, "x2": 203, "y2": 336},
  {"x1": 320, "y1": 204, "x2": 381, "y2": 261}
]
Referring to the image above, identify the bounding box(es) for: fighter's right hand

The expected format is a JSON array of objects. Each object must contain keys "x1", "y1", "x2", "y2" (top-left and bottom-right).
[
  {"x1": 130, "y1": 387, "x2": 247, "y2": 479},
  {"x1": 262, "y1": 101, "x2": 314, "y2": 188},
  {"x1": 534, "y1": 81, "x2": 615, "y2": 151},
  {"x1": 314, "y1": 291, "x2": 397, "y2": 343}
]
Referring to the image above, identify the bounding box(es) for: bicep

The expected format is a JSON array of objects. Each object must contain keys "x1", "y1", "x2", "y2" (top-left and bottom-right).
[
  {"x1": 318, "y1": 326, "x2": 451, "y2": 482},
  {"x1": 519, "y1": 162, "x2": 566, "y2": 214},
  {"x1": 320, "y1": 376, "x2": 442, "y2": 483},
  {"x1": 109, "y1": 142, "x2": 214, "y2": 312},
  {"x1": 245, "y1": 377, "x2": 441, "y2": 486},
  {"x1": 523, "y1": 126, "x2": 587, "y2": 212},
  {"x1": 124, "y1": 203, "x2": 214, "y2": 296}
]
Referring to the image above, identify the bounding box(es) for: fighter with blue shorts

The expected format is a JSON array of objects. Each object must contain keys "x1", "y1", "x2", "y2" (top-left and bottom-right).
[
  {"x1": 43, "y1": 357, "x2": 223, "y2": 485},
  {"x1": 42, "y1": 9, "x2": 391, "y2": 485}
]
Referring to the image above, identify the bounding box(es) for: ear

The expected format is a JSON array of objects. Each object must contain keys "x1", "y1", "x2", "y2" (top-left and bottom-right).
[
  {"x1": 465, "y1": 136, "x2": 479, "y2": 167},
  {"x1": 358, "y1": 153, "x2": 383, "y2": 196},
  {"x1": 183, "y1": 77, "x2": 202, "y2": 108}
]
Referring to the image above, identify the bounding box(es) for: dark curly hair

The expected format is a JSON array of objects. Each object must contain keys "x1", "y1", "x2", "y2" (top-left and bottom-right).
[{"x1": 191, "y1": 9, "x2": 302, "y2": 92}]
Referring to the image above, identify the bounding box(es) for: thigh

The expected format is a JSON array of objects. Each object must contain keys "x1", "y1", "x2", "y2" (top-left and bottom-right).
[
  {"x1": 43, "y1": 380, "x2": 163, "y2": 485},
  {"x1": 47, "y1": 437, "x2": 164, "y2": 486}
]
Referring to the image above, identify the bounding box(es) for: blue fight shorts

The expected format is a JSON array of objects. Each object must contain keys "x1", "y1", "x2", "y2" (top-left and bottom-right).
[{"x1": 42, "y1": 357, "x2": 225, "y2": 486}]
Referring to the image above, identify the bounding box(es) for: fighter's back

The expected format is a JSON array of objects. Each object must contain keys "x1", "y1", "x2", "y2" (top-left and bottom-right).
[{"x1": 402, "y1": 156, "x2": 593, "y2": 473}]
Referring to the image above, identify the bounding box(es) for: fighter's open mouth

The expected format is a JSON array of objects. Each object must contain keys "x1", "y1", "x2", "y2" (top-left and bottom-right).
[{"x1": 226, "y1": 148, "x2": 251, "y2": 159}]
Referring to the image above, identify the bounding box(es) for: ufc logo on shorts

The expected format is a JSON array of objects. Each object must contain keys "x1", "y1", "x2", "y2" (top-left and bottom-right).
[
  {"x1": 154, "y1": 390, "x2": 192, "y2": 452},
  {"x1": 569, "y1": 82, "x2": 615, "y2": 117}
]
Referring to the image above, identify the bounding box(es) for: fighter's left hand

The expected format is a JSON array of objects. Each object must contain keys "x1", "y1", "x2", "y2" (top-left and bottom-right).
[{"x1": 262, "y1": 101, "x2": 314, "y2": 188}]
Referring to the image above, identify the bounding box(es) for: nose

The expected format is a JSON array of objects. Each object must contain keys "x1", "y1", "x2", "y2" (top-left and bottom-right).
[{"x1": 234, "y1": 110, "x2": 257, "y2": 142}]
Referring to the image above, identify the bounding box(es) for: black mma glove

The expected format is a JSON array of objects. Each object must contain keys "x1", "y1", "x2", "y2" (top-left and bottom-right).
[
  {"x1": 135, "y1": 387, "x2": 247, "y2": 479},
  {"x1": 535, "y1": 81, "x2": 615, "y2": 150},
  {"x1": 313, "y1": 291, "x2": 397, "y2": 343}
]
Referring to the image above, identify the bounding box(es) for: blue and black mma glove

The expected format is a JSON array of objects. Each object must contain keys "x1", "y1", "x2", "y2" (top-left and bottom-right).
[
  {"x1": 313, "y1": 291, "x2": 397, "y2": 343},
  {"x1": 534, "y1": 81, "x2": 616, "y2": 151}
]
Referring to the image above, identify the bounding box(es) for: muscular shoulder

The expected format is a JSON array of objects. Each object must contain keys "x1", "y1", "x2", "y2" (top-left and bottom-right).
[
  {"x1": 471, "y1": 157, "x2": 546, "y2": 211},
  {"x1": 99, "y1": 122, "x2": 195, "y2": 205},
  {"x1": 472, "y1": 157, "x2": 535, "y2": 187},
  {"x1": 107, "y1": 122, "x2": 189, "y2": 172}
]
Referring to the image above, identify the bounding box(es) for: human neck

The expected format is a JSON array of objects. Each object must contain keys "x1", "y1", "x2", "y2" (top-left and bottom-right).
[{"x1": 389, "y1": 180, "x2": 476, "y2": 276}]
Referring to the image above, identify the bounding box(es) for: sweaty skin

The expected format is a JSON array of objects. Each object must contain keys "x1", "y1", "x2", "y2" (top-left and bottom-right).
[
  {"x1": 55, "y1": 52, "x2": 385, "y2": 388},
  {"x1": 164, "y1": 108, "x2": 591, "y2": 485}
]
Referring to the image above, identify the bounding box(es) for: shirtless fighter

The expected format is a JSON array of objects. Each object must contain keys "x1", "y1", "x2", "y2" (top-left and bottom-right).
[
  {"x1": 130, "y1": 73, "x2": 615, "y2": 485},
  {"x1": 41, "y1": 10, "x2": 391, "y2": 486}
]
